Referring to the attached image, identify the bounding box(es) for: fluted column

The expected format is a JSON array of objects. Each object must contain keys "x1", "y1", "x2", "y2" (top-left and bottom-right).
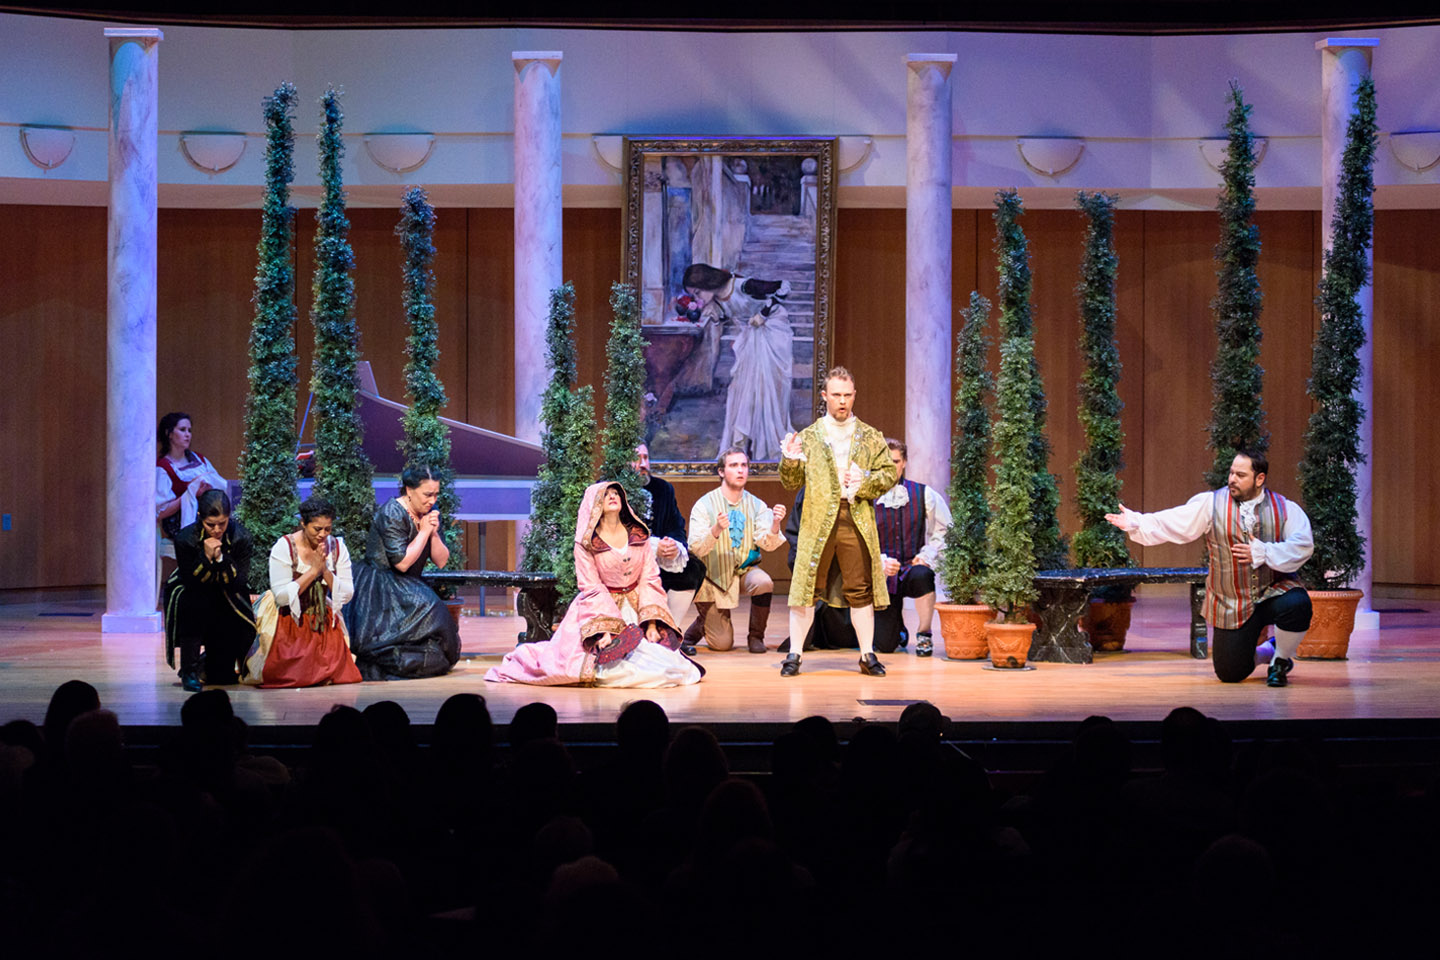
[
  {"x1": 904, "y1": 54, "x2": 957, "y2": 492},
  {"x1": 1317, "y1": 37, "x2": 1380, "y2": 631},
  {"x1": 513, "y1": 51, "x2": 563, "y2": 445},
  {"x1": 103, "y1": 27, "x2": 163, "y2": 634}
]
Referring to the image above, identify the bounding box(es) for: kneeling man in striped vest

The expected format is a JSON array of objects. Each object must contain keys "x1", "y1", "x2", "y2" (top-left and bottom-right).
[
  {"x1": 1106, "y1": 448, "x2": 1314, "y2": 686},
  {"x1": 685, "y1": 446, "x2": 788, "y2": 654}
]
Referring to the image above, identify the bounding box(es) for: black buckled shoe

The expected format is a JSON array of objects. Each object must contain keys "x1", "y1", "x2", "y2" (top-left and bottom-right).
[
  {"x1": 179, "y1": 669, "x2": 203, "y2": 693},
  {"x1": 780, "y1": 653, "x2": 802, "y2": 677},
  {"x1": 915, "y1": 632, "x2": 934, "y2": 658},
  {"x1": 680, "y1": 642, "x2": 698, "y2": 657},
  {"x1": 1266, "y1": 656, "x2": 1294, "y2": 688},
  {"x1": 859, "y1": 653, "x2": 886, "y2": 677}
]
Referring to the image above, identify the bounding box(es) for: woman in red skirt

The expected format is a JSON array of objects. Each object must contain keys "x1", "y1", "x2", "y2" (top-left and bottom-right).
[{"x1": 244, "y1": 496, "x2": 362, "y2": 688}]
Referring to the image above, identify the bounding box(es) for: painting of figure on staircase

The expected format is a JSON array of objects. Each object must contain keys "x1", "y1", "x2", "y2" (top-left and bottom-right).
[{"x1": 623, "y1": 138, "x2": 837, "y2": 474}]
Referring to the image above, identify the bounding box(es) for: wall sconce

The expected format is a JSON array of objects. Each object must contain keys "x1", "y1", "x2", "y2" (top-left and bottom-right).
[
  {"x1": 20, "y1": 126, "x2": 76, "y2": 170},
  {"x1": 592, "y1": 135, "x2": 624, "y2": 170},
  {"x1": 1199, "y1": 137, "x2": 1269, "y2": 172},
  {"x1": 180, "y1": 132, "x2": 247, "y2": 174},
  {"x1": 1016, "y1": 137, "x2": 1085, "y2": 177},
  {"x1": 1387, "y1": 131, "x2": 1440, "y2": 173},
  {"x1": 837, "y1": 136, "x2": 873, "y2": 173},
  {"x1": 363, "y1": 133, "x2": 436, "y2": 175}
]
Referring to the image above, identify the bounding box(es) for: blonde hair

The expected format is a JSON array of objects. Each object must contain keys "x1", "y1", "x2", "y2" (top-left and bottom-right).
[{"x1": 824, "y1": 366, "x2": 855, "y2": 389}]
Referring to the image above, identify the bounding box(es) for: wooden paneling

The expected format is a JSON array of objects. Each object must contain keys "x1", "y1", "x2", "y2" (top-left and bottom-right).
[
  {"x1": 464, "y1": 208, "x2": 514, "y2": 434},
  {"x1": 0, "y1": 206, "x2": 108, "y2": 589},
  {"x1": 1373, "y1": 210, "x2": 1440, "y2": 586},
  {"x1": 157, "y1": 209, "x2": 263, "y2": 481},
  {"x1": 3, "y1": 203, "x2": 1438, "y2": 592}
]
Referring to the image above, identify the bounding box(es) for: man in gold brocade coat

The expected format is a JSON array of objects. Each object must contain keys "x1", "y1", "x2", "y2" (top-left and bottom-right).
[{"x1": 779, "y1": 366, "x2": 897, "y2": 677}]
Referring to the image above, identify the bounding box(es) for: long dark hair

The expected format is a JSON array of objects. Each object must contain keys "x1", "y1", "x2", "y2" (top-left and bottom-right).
[{"x1": 157, "y1": 411, "x2": 193, "y2": 459}]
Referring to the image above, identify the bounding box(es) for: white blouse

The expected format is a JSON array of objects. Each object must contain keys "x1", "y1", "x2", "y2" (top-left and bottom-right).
[{"x1": 268, "y1": 534, "x2": 355, "y2": 619}]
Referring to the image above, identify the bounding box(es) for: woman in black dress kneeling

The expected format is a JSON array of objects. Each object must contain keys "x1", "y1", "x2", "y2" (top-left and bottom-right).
[{"x1": 345, "y1": 465, "x2": 461, "y2": 680}]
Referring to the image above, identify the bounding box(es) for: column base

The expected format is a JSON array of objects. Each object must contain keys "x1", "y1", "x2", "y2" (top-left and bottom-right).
[{"x1": 101, "y1": 611, "x2": 162, "y2": 634}]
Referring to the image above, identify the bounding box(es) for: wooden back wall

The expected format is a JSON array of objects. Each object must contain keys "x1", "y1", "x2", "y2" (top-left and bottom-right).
[{"x1": 1, "y1": 204, "x2": 1434, "y2": 592}]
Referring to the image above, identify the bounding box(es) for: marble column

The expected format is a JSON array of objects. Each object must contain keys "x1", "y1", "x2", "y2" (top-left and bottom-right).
[
  {"x1": 1317, "y1": 38, "x2": 1380, "y2": 631},
  {"x1": 904, "y1": 54, "x2": 957, "y2": 492},
  {"x1": 513, "y1": 51, "x2": 563, "y2": 446},
  {"x1": 103, "y1": 28, "x2": 163, "y2": 634}
]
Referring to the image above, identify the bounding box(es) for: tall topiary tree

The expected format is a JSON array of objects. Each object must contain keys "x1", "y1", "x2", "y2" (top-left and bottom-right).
[
  {"x1": 236, "y1": 82, "x2": 301, "y2": 592},
  {"x1": 597, "y1": 282, "x2": 651, "y2": 516},
  {"x1": 396, "y1": 187, "x2": 464, "y2": 581},
  {"x1": 520, "y1": 282, "x2": 597, "y2": 606},
  {"x1": 981, "y1": 304, "x2": 1039, "y2": 624},
  {"x1": 993, "y1": 189, "x2": 1067, "y2": 571},
  {"x1": 1299, "y1": 74, "x2": 1377, "y2": 591},
  {"x1": 1207, "y1": 81, "x2": 1268, "y2": 489},
  {"x1": 309, "y1": 87, "x2": 376, "y2": 543},
  {"x1": 938, "y1": 292, "x2": 992, "y2": 604},
  {"x1": 1071, "y1": 191, "x2": 1133, "y2": 584}
]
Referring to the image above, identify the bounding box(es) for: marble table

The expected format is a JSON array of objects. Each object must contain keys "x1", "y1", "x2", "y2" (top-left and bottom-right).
[{"x1": 1030, "y1": 567, "x2": 1208, "y2": 664}]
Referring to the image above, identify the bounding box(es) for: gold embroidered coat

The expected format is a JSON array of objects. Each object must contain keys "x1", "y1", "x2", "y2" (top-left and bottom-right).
[{"x1": 780, "y1": 417, "x2": 898, "y2": 609}]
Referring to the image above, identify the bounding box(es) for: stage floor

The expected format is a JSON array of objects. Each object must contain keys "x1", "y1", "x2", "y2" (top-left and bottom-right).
[{"x1": 2, "y1": 592, "x2": 1436, "y2": 731}]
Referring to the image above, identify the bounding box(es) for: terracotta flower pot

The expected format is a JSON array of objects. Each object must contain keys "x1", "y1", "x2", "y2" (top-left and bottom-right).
[
  {"x1": 936, "y1": 603, "x2": 995, "y2": 660},
  {"x1": 1082, "y1": 597, "x2": 1137, "y2": 652},
  {"x1": 445, "y1": 598, "x2": 466, "y2": 630},
  {"x1": 1296, "y1": 589, "x2": 1363, "y2": 660},
  {"x1": 985, "y1": 620, "x2": 1036, "y2": 669}
]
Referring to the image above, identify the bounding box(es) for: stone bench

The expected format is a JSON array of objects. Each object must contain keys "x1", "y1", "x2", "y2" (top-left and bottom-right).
[
  {"x1": 422, "y1": 570, "x2": 560, "y2": 645},
  {"x1": 1029, "y1": 567, "x2": 1209, "y2": 664}
]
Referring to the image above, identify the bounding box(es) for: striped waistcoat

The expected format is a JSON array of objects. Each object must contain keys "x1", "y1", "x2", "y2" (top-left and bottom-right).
[
  {"x1": 875, "y1": 479, "x2": 928, "y2": 596},
  {"x1": 1203, "y1": 487, "x2": 1304, "y2": 630}
]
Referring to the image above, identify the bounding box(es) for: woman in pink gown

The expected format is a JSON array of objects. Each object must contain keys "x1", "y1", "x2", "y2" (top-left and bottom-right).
[{"x1": 486, "y1": 481, "x2": 703, "y2": 687}]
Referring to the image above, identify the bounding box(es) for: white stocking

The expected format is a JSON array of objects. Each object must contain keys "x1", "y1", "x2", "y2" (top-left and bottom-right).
[
  {"x1": 1273, "y1": 627, "x2": 1304, "y2": 662},
  {"x1": 787, "y1": 604, "x2": 815, "y2": 657},
  {"x1": 666, "y1": 589, "x2": 696, "y2": 630},
  {"x1": 851, "y1": 603, "x2": 875, "y2": 656}
]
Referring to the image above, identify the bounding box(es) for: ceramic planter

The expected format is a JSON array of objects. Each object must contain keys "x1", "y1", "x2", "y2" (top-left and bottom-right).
[{"x1": 936, "y1": 603, "x2": 995, "y2": 660}]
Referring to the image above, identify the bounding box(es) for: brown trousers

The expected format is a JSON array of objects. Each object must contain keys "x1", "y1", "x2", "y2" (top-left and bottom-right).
[{"x1": 813, "y1": 501, "x2": 874, "y2": 607}]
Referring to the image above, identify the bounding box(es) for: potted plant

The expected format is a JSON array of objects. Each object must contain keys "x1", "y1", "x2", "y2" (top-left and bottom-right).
[
  {"x1": 597, "y1": 282, "x2": 652, "y2": 516},
  {"x1": 1206, "y1": 81, "x2": 1269, "y2": 489},
  {"x1": 519, "y1": 282, "x2": 597, "y2": 617},
  {"x1": 396, "y1": 187, "x2": 466, "y2": 621},
  {"x1": 236, "y1": 82, "x2": 301, "y2": 594},
  {"x1": 980, "y1": 191, "x2": 1041, "y2": 668},
  {"x1": 308, "y1": 88, "x2": 376, "y2": 544},
  {"x1": 1071, "y1": 191, "x2": 1136, "y2": 650},
  {"x1": 935, "y1": 292, "x2": 995, "y2": 660},
  {"x1": 1297, "y1": 74, "x2": 1377, "y2": 659}
]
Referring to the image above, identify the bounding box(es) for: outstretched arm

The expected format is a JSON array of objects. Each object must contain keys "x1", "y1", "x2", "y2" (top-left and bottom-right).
[{"x1": 1106, "y1": 492, "x2": 1212, "y2": 546}]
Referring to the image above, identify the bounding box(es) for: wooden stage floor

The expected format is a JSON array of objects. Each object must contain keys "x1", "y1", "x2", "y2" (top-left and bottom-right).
[{"x1": 2, "y1": 591, "x2": 1437, "y2": 731}]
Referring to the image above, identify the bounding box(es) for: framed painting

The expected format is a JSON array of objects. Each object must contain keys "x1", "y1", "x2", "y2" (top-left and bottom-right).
[{"x1": 622, "y1": 137, "x2": 837, "y2": 477}]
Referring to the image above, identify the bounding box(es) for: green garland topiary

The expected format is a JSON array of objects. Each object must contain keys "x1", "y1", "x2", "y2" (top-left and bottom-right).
[
  {"x1": 982, "y1": 191, "x2": 1042, "y2": 622},
  {"x1": 992, "y1": 189, "x2": 1067, "y2": 572},
  {"x1": 236, "y1": 82, "x2": 301, "y2": 593},
  {"x1": 1071, "y1": 191, "x2": 1133, "y2": 592},
  {"x1": 520, "y1": 282, "x2": 597, "y2": 607},
  {"x1": 597, "y1": 282, "x2": 651, "y2": 517},
  {"x1": 396, "y1": 187, "x2": 465, "y2": 589},
  {"x1": 1299, "y1": 74, "x2": 1377, "y2": 591},
  {"x1": 309, "y1": 87, "x2": 376, "y2": 544},
  {"x1": 937, "y1": 292, "x2": 992, "y2": 604},
  {"x1": 1206, "y1": 81, "x2": 1269, "y2": 489}
]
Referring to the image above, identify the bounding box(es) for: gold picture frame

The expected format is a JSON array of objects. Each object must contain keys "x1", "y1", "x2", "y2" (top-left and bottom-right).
[{"x1": 622, "y1": 137, "x2": 837, "y2": 477}]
